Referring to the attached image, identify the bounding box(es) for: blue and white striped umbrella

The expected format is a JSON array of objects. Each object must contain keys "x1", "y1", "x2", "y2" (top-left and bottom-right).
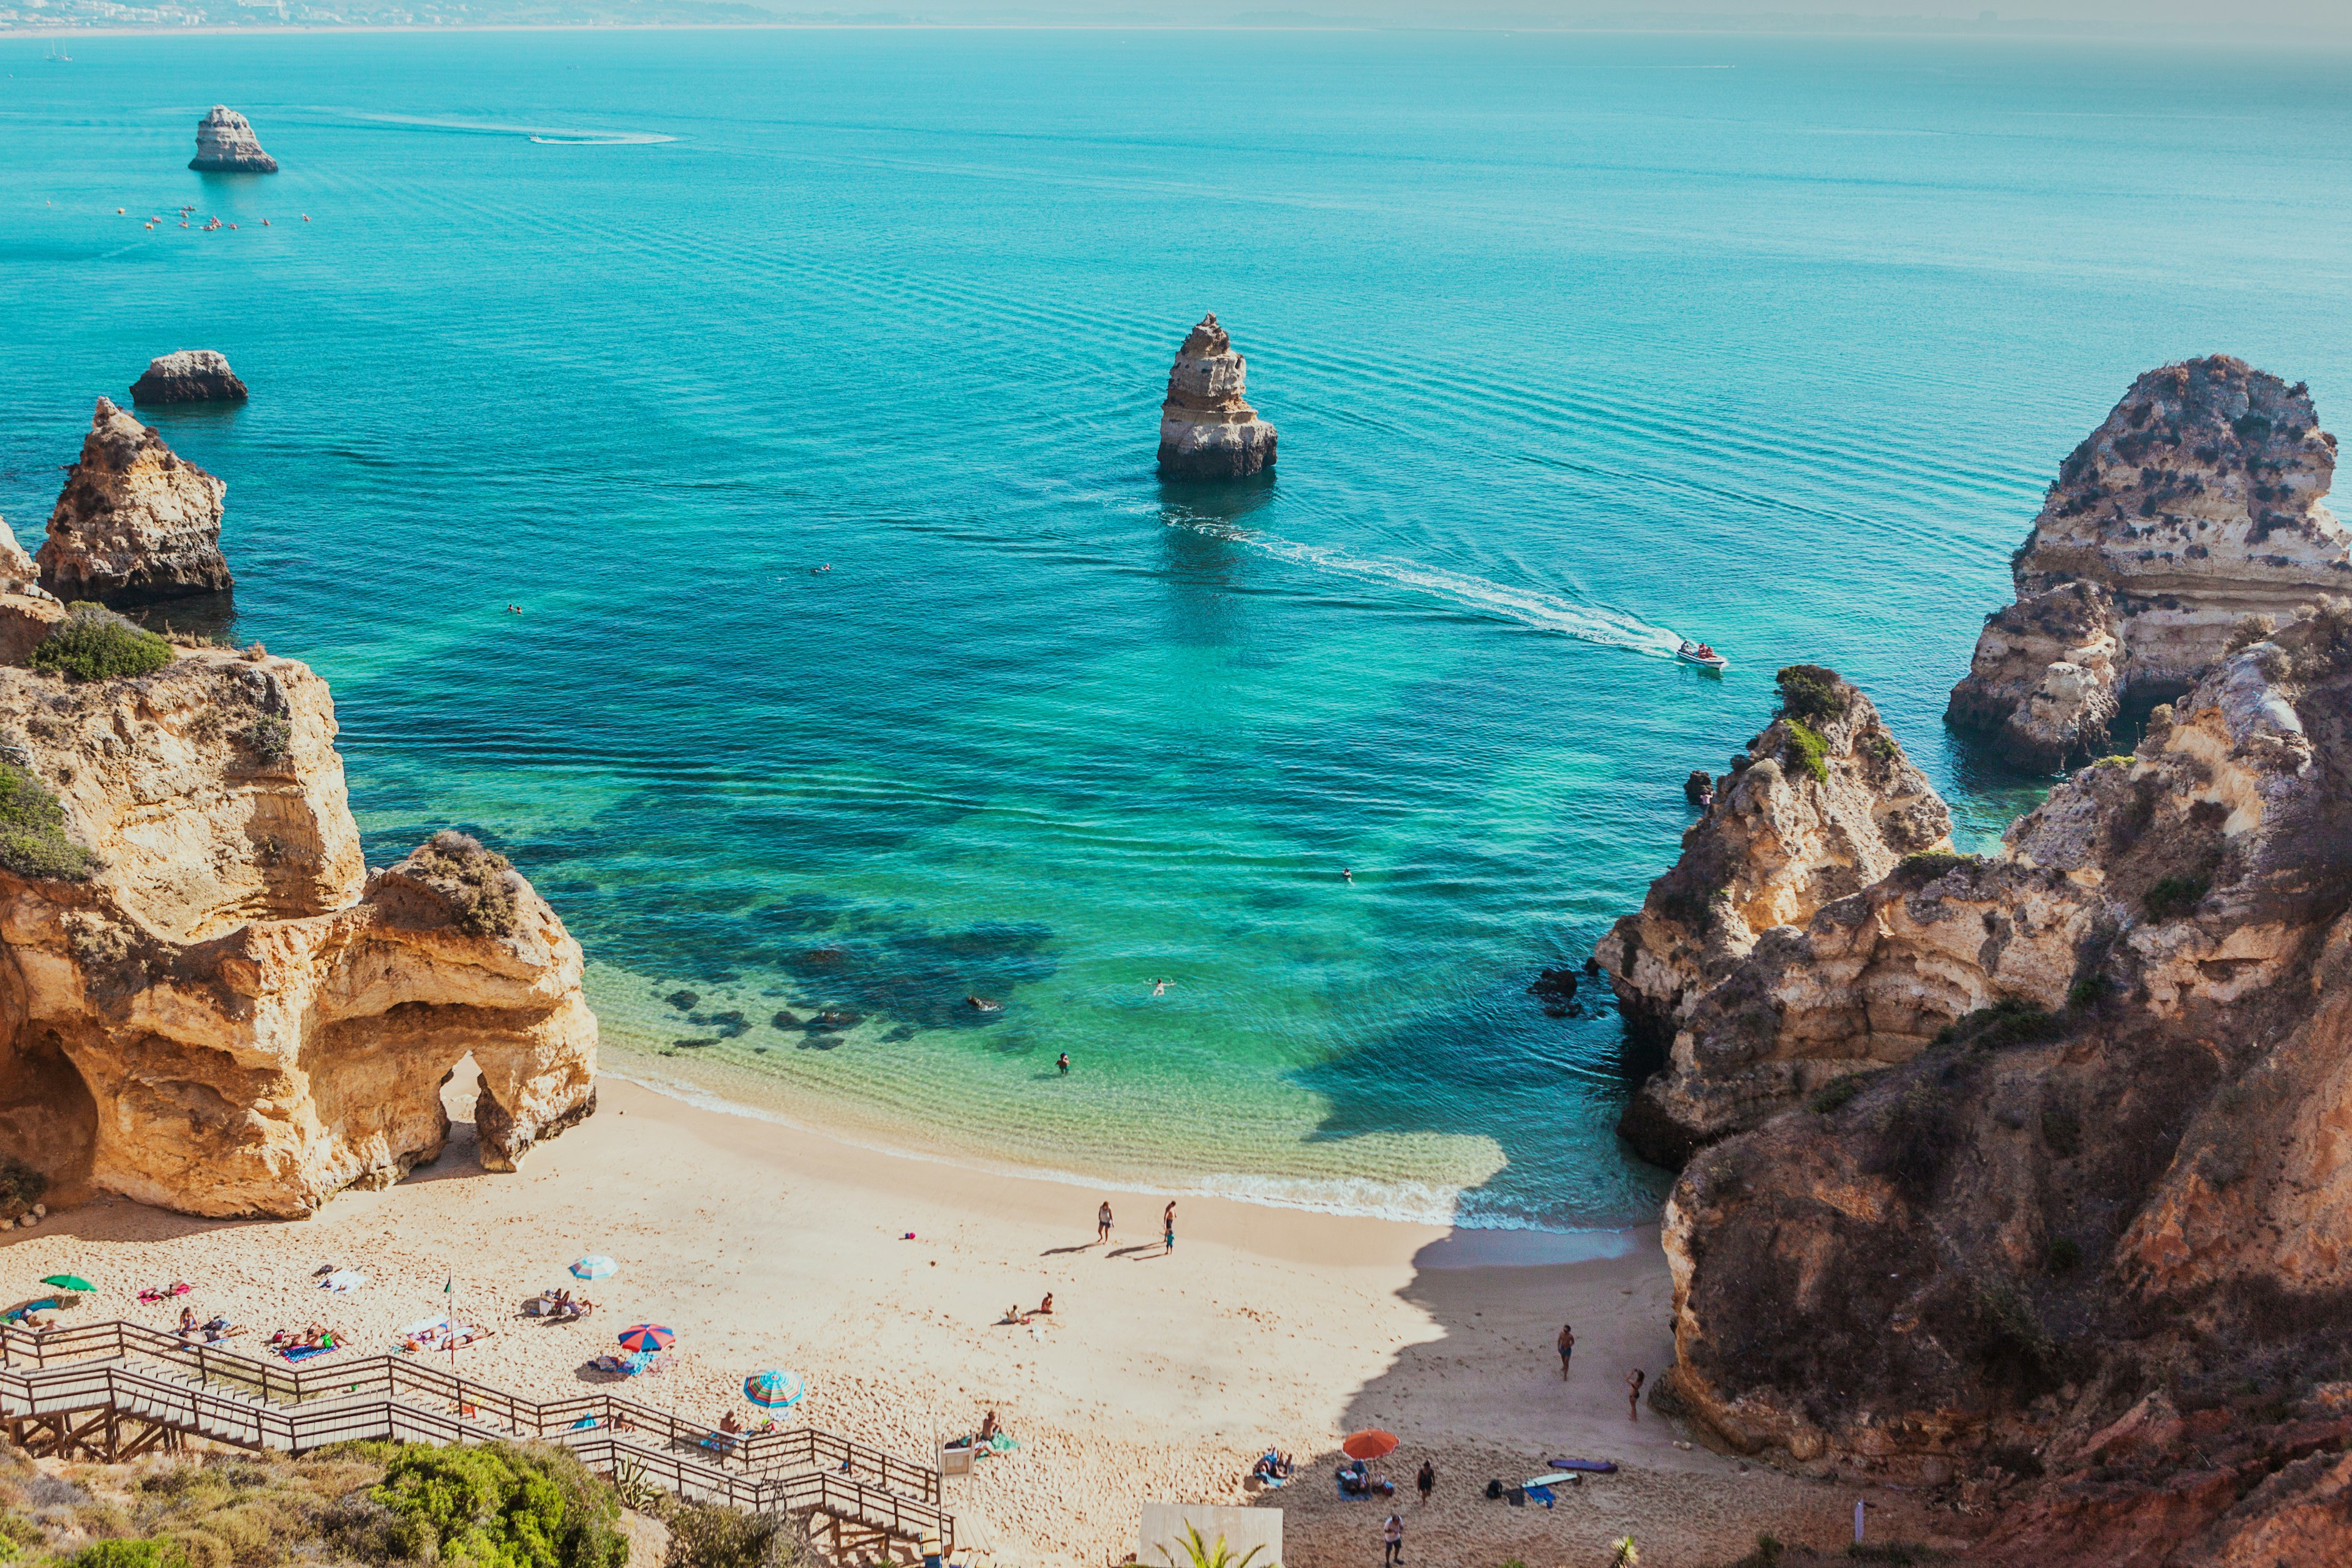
[
  {"x1": 744, "y1": 1369, "x2": 805, "y2": 1409},
  {"x1": 570, "y1": 1256, "x2": 617, "y2": 1281}
]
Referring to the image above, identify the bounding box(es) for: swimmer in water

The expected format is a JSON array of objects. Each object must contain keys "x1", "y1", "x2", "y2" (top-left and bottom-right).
[
  {"x1": 1152, "y1": 978, "x2": 1170, "y2": 997},
  {"x1": 1342, "y1": 869, "x2": 1353, "y2": 882},
  {"x1": 810, "y1": 565, "x2": 832, "y2": 575},
  {"x1": 1055, "y1": 1052, "x2": 1071, "y2": 1075}
]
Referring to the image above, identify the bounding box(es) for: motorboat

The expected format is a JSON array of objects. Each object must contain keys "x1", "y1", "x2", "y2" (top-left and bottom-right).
[{"x1": 1676, "y1": 638, "x2": 1728, "y2": 671}]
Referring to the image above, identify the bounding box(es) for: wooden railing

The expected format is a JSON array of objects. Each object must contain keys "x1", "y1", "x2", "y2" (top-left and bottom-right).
[{"x1": 0, "y1": 1322, "x2": 950, "y2": 1545}]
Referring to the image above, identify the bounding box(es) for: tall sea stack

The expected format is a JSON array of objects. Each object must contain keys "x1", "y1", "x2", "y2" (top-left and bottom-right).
[
  {"x1": 38, "y1": 398, "x2": 235, "y2": 605},
  {"x1": 189, "y1": 107, "x2": 278, "y2": 173},
  {"x1": 1157, "y1": 313, "x2": 1278, "y2": 480}
]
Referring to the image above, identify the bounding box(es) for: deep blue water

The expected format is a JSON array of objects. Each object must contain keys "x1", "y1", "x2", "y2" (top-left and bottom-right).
[{"x1": 3, "y1": 29, "x2": 2348, "y2": 1227}]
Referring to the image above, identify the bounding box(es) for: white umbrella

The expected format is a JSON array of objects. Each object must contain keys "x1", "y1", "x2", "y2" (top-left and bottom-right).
[{"x1": 570, "y1": 1255, "x2": 617, "y2": 1280}]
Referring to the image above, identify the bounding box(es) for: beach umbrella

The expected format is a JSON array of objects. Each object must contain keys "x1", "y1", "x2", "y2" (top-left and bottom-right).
[
  {"x1": 617, "y1": 1324, "x2": 674, "y2": 1353},
  {"x1": 570, "y1": 1256, "x2": 617, "y2": 1281},
  {"x1": 744, "y1": 1369, "x2": 805, "y2": 1409},
  {"x1": 40, "y1": 1275, "x2": 94, "y2": 1293},
  {"x1": 1341, "y1": 1428, "x2": 1399, "y2": 1461}
]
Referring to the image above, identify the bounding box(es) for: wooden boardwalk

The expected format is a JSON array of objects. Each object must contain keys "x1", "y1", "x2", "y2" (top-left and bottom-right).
[{"x1": 1, "y1": 1320, "x2": 950, "y2": 1561}]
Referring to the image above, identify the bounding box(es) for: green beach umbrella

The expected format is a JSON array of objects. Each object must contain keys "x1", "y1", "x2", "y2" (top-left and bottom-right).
[{"x1": 41, "y1": 1275, "x2": 94, "y2": 1292}]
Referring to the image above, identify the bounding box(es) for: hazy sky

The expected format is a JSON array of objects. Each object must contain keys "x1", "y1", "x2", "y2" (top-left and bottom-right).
[{"x1": 853, "y1": 1, "x2": 2352, "y2": 39}]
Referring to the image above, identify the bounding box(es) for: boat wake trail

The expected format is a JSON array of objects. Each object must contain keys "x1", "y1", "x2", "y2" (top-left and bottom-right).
[
  {"x1": 1174, "y1": 521, "x2": 1686, "y2": 657},
  {"x1": 341, "y1": 111, "x2": 675, "y2": 145}
]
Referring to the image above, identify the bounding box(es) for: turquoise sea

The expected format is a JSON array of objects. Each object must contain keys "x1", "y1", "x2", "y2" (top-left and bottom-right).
[{"x1": 4, "y1": 29, "x2": 2348, "y2": 1229}]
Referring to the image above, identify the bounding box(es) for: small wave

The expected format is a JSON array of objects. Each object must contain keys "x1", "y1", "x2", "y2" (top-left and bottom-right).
[
  {"x1": 341, "y1": 111, "x2": 674, "y2": 145},
  {"x1": 1173, "y1": 521, "x2": 1686, "y2": 657}
]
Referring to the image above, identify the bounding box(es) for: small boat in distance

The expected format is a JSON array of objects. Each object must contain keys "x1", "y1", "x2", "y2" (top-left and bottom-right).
[{"x1": 1676, "y1": 638, "x2": 1728, "y2": 671}]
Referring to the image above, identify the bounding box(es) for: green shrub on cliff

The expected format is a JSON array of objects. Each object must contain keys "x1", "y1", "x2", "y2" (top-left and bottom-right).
[
  {"x1": 405, "y1": 831, "x2": 521, "y2": 938},
  {"x1": 29, "y1": 604, "x2": 174, "y2": 682},
  {"x1": 2144, "y1": 875, "x2": 2209, "y2": 921},
  {"x1": 664, "y1": 1501, "x2": 801, "y2": 1568},
  {"x1": 370, "y1": 1443, "x2": 627, "y2": 1568},
  {"x1": 0, "y1": 1153, "x2": 46, "y2": 1220},
  {"x1": 1779, "y1": 720, "x2": 1829, "y2": 783},
  {"x1": 1774, "y1": 664, "x2": 1846, "y2": 726},
  {"x1": 0, "y1": 763, "x2": 96, "y2": 882}
]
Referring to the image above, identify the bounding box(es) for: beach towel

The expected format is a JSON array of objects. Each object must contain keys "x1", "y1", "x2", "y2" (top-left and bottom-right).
[
  {"x1": 1524, "y1": 1485, "x2": 1556, "y2": 1510},
  {"x1": 1505, "y1": 1487, "x2": 1526, "y2": 1507},
  {"x1": 320, "y1": 1270, "x2": 368, "y2": 1293},
  {"x1": 987, "y1": 1433, "x2": 1019, "y2": 1452},
  {"x1": 278, "y1": 1343, "x2": 333, "y2": 1362}
]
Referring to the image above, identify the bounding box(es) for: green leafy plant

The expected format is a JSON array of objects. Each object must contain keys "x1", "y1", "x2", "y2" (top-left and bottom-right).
[
  {"x1": 1934, "y1": 999, "x2": 2067, "y2": 1051},
  {"x1": 371, "y1": 1443, "x2": 626, "y2": 1568},
  {"x1": 1781, "y1": 720, "x2": 1829, "y2": 783},
  {"x1": 2092, "y1": 754, "x2": 2134, "y2": 770},
  {"x1": 29, "y1": 603, "x2": 173, "y2": 682},
  {"x1": 67, "y1": 1543, "x2": 179, "y2": 1568},
  {"x1": 0, "y1": 763, "x2": 97, "y2": 882},
  {"x1": 2144, "y1": 876, "x2": 2209, "y2": 921},
  {"x1": 1170, "y1": 1527, "x2": 1266, "y2": 1568},
  {"x1": 2065, "y1": 974, "x2": 2110, "y2": 1011},
  {"x1": 1774, "y1": 664, "x2": 1845, "y2": 725}
]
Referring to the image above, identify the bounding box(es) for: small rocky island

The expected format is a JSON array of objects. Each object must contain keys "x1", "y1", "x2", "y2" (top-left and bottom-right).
[
  {"x1": 0, "y1": 402, "x2": 597, "y2": 1220},
  {"x1": 130, "y1": 350, "x2": 250, "y2": 407},
  {"x1": 1600, "y1": 357, "x2": 2352, "y2": 1559},
  {"x1": 1157, "y1": 313, "x2": 1278, "y2": 479},
  {"x1": 38, "y1": 398, "x2": 235, "y2": 605},
  {"x1": 189, "y1": 106, "x2": 278, "y2": 173}
]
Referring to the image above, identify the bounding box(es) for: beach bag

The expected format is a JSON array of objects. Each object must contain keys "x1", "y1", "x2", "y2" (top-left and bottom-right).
[{"x1": 1484, "y1": 1479, "x2": 1502, "y2": 1500}]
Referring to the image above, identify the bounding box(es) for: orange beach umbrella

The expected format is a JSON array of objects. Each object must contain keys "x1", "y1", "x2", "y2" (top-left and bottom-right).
[{"x1": 1342, "y1": 1428, "x2": 1399, "y2": 1461}]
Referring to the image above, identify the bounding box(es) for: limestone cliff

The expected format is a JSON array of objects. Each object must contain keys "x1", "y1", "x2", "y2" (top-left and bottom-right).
[
  {"x1": 130, "y1": 350, "x2": 250, "y2": 407},
  {"x1": 0, "y1": 647, "x2": 596, "y2": 1219},
  {"x1": 1651, "y1": 605, "x2": 2352, "y2": 1561},
  {"x1": 38, "y1": 399, "x2": 235, "y2": 606},
  {"x1": 1594, "y1": 665, "x2": 1952, "y2": 1164},
  {"x1": 0, "y1": 518, "x2": 64, "y2": 667},
  {"x1": 1948, "y1": 356, "x2": 2348, "y2": 770},
  {"x1": 189, "y1": 107, "x2": 277, "y2": 174},
  {"x1": 1157, "y1": 314, "x2": 1278, "y2": 480}
]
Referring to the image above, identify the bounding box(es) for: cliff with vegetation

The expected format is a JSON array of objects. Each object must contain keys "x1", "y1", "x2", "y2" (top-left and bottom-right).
[
  {"x1": 0, "y1": 404, "x2": 597, "y2": 1221},
  {"x1": 1594, "y1": 666, "x2": 1953, "y2": 1166},
  {"x1": 1948, "y1": 356, "x2": 2348, "y2": 771},
  {"x1": 1632, "y1": 605, "x2": 2352, "y2": 1561}
]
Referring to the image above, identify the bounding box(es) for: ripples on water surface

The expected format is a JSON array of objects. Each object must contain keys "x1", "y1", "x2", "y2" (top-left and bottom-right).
[{"x1": 3, "y1": 30, "x2": 2348, "y2": 1228}]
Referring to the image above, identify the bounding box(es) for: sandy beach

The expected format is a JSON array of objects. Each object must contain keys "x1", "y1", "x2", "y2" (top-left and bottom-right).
[{"x1": 2, "y1": 1074, "x2": 1936, "y2": 1565}]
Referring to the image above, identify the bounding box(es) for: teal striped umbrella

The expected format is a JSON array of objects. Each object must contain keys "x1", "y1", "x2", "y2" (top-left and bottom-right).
[{"x1": 744, "y1": 1370, "x2": 804, "y2": 1409}]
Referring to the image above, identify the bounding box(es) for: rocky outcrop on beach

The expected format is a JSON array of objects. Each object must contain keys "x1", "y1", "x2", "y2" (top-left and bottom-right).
[
  {"x1": 38, "y1": 398, "x2": 235, "y2": 606},
  {"x1": 130, "y1": 350, "x2": 250, "y2": 407},
  {"x1": 1947, "y1": 356, "x2": 2348, "y2": 770},
  {"x1": 188, "y1": 107, "x2": 278, "y2": 174},
  {"x1": 0, "y1": 518, "x2": 64, "y2": 666},
  {"x1": 1594, "y1": 666, "x2": 1953, "y2": 1165},
  {"x1": 1644, "y1": 605, "x2": 2352, "y2": 1560},
  {"x1": 1158, "y1": 313, "x2": 1278, "y2": 479},
  {"x1": 0, "y1": 647, "x2": 598, "y2": 1219}
]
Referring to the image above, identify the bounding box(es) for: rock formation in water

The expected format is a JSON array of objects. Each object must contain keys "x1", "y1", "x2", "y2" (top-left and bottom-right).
[
  {"x1": 38, "y1": 399, "x2": 235, "y2": 606},
  {"x1": 1948, "y1": 356, "x2": 2348, "y2": 771},
  {"x1": 0, "y1": 646, "x2": 598, "y2": 1219},
  {"x1": 130, "y1": 350, "x2": 251, "y2": 407},
  {"x1": 1595, "y1": 665, "x2": 1953, "y2": 1166},
  {"x1": 189, "y1": 107, "x2": 278, "y2": 174},
  {"x1": 1157, "y1": 313, "x2": 1278, "y2": 479},
  {"x1": 1629, "y1": 607, "x2": 2352, "y2": 1561}
]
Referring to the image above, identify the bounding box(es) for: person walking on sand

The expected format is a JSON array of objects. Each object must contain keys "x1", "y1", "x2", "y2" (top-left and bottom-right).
[
  {"x1": 1415, "y1": 1460, "x2": 1434, "y2": 1507},
  {"x1": 1558, "y1": 1322, "x2": 1575, "y2": 1379},
  {"x1": 1382, "y1": 1513, "x2": 1403, "y2": 1566},
  {"x1": 1163, "y1": 1210, "x2": 1176, "y2": 1253},
  {"x1": 1098, "y1": 1202, "x2": 1113, "y2": 1243},
  {"x1": 1627, "y1": 1368, "x2": 1645, "y2": 1420}
]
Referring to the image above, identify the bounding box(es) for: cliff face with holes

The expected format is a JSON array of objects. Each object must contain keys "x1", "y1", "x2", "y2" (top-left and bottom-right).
[
  {"x1": 1643, "y1": 606, "x2": 2352, "y2": 1562},
  {"x1": 0, "y1": 647, "x2": 597, "y2": 1218},
  {"x1": 1948, "y1": 356, "x2": 2349, "y2": 771},
  {"x1": 1594, "y1": 668, "x2": 1953, "y2": 1166}
]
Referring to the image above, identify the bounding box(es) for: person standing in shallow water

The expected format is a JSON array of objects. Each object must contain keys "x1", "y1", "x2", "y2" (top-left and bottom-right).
[
  {"x1": 1626, "y1": 1368, "x2": 1645, "y2": 1420},
  {"x1": 1097, "y1": 1202, "x2": 1112, "y2": 1243},
  {"x1": 1558, "y1": 1323, "x2": 1575, "y2": 1379},
  {"x1": 1057, "y1": 1052, "x2": 1071, "y2": 1074}
]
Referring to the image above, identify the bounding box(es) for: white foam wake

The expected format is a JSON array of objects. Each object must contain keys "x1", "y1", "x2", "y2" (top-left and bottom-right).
[
  {"x1": 341, "y1": 111, "x2": 675, "y2": 145},
  {"x1": 1175, "y1": 521, "x2": 1686, "y2": 657}
]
